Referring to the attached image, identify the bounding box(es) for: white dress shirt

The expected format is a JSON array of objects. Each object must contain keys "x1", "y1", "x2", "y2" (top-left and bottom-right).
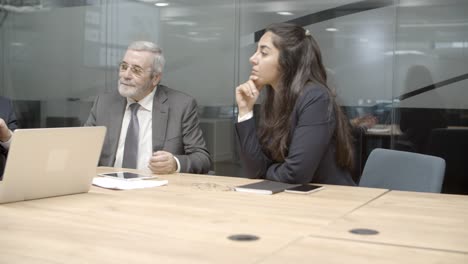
[
  {"x1": 238, "y1": 111, "x2": 253, "y2": 123},
  {"x1": 0, "y1": 136, "x2": 12, "y2": 150},
  {"x1": 114, "y1": 88, "x2": 181, "y2": 172},
  {"x1": 114, "y1": 88, "x2": 155, "y2": 172}
]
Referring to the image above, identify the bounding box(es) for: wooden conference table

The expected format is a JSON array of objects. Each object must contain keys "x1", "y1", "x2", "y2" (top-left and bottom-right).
[{"x1": 0, "y1": 167, "x2": 467, "y2": 263}]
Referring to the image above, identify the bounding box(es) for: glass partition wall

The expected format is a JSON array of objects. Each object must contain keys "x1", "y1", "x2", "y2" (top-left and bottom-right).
[
  {"x1": 1, "y1": 0, "x2": 467, "y2": 193},
  {"x1": 392, "y1": 0, "x2": 468, "y2": 194}
]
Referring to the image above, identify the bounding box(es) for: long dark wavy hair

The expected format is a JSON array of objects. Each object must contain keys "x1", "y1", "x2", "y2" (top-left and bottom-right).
[{"x1": 258, "y1": 23, "x2": 354, "y2": 171}]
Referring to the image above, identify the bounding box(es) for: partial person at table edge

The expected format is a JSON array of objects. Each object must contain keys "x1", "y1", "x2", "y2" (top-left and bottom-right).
[
  {"x1": 85, "y1": 41, "x2": 211, "y2": 174},
  {"x1": 235, "y1": 23, "x2": 355, "y2": 185},
  {"x1": 0, "y1": 96, "x2": 18, "y2": 179}
]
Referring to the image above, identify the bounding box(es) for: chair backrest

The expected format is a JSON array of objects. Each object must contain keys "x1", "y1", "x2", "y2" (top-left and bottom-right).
[
  {"x1": 351, "y1": 125, "x2": 366, "y2": 184},
  {"x1": 428, "y1": 128, "x2": 468, "y2": 194},
  {"x1": 359, "y1": 148, "x2": 445, "y2": 193}
]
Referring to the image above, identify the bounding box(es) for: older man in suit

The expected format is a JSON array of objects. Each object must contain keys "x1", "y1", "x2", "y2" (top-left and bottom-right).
[
  {"x1": 0, "y1": 96, "x2": 18, "y2": 178},
  {"x1": 85, "y1": 41, "x2": 211, "y2": 174}
]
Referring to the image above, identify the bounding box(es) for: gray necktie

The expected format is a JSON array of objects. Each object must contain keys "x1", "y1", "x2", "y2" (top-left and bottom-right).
[{"x1": 122, "y1": 103, "x2": 140, "y2": 169}]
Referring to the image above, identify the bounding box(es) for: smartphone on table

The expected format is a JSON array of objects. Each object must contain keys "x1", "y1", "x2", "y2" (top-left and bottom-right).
[
  {"x1": 284, "y1": 184, "x2": 324, "y2": 194},
  {"x1": 98, "y1": 172, "x2": 157, "y2": 181}
]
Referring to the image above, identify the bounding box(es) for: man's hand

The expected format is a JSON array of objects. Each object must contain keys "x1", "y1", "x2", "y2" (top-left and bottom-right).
[
  {"x1": 350, "y1": 115, "x2": 378, "y2": 130},
  {"x1": 0, "y1": 118, "x2": 12, "y2": 142},
  {"x1": 148, "y1": 151, "x2": 177, "y2": 174}
]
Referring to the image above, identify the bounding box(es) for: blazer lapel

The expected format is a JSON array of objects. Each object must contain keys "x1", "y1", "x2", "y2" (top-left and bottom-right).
[
  {"x1": 152, "y1": 85, "x2": 169, "y2": 151},
  {"x1": 108, "y1": 95, "x2": 127, "y2": 164}
]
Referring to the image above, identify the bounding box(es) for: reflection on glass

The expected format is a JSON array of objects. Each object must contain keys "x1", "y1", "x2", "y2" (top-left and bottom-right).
[{"x1": 396, "y1": 65, "x2": 447, "y2": 153}]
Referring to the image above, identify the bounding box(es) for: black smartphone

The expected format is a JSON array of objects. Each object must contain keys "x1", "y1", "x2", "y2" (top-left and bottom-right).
[
  {"x1": 284, "y1": 184, "x2": 324, "y2": 194},
  {"x1": 99, "y1": 172, "x2": 157, "y2": 181}
]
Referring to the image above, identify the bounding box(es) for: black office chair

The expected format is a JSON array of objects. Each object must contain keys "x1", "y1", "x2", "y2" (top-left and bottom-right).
[
  {"x1": 351, "y1": 125, "x2": 366, "y2": 184},
  {"x1": 428, "y1": 128, "x2": 468, "y2": 194}
]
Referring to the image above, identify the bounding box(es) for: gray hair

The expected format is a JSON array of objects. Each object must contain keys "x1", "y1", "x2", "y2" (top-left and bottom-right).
[{"x1": 128, "y1": 41, "x2": 165, "y2": 74}]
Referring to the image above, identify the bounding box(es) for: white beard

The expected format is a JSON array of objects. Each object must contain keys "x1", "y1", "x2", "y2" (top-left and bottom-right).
[
  {"x1": 118, "y1": 81, "x2": 153, "y2": 101},
  {"x1": 118, "y1": 83, "x2": 139, "y2": 98}
]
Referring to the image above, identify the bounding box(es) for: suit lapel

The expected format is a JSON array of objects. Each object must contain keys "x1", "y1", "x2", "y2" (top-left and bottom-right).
[
  {"x1": 152, "y1": 85, "x2": 169, "y2": 151},
  {"x1": 108, "y1": 95, "x2": 127, "y2": 164}
]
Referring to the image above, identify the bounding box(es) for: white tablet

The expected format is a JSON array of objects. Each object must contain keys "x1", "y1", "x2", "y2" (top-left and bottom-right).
[{"x1": 99, "y1": 172, "x2": 157, "y2": 181}]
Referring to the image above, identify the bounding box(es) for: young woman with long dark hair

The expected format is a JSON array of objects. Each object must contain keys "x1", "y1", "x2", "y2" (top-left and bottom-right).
[{"x1": 235, "y1": 23, "x2": 355, "y2": 185}]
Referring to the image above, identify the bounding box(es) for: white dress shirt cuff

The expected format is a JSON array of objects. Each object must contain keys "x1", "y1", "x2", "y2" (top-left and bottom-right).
[
  {"x1": 173, "y1": 156, "x2": 181, "y2": 173},
  {"x1": 0, "y1": 133, "x2": 12, "y2": 150},
  {"x1": 238, "y1": 111, "x2": 254, "y2": 123}
]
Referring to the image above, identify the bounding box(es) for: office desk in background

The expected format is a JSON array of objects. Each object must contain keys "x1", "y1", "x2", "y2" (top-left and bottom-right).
[
  {"x1": 365, "y1": 124, "x2": 402, "y2": 136},
  {"x1": 0, "y1": 167, "x2": 467, "y2": 263}
]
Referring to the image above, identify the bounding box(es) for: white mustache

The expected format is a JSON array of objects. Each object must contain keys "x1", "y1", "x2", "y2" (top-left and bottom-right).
[{"x1": 120, "y1": 81, "x2": 135, "y2": 87}]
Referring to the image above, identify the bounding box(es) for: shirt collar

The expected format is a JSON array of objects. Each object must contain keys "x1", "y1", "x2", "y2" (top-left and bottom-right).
[{"x1": 126, "y1": 86, "x2": 157, "y2": 112}]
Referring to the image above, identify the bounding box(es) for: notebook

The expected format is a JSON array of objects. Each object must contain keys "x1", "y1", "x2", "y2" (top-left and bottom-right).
[
  {"x1": 0, "y1": 126, "x2": 106, "y2": 204},
  {"x1": 235, "y1": 180, "x2": 300, "y2": 195}
]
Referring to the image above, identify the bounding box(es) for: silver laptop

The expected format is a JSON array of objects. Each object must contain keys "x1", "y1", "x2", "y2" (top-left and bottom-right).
[{"x1": 0, "y1": 126, "x2": 106, "y2": 204}]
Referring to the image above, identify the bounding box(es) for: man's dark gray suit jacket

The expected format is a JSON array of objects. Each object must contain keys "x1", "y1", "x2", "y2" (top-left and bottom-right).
[
  {"x1": 0, "y1": 96, "x2": 18, "y2": 178},
  {"x1": 85, "y1": 84, "x2": 211, "y2": 174}
]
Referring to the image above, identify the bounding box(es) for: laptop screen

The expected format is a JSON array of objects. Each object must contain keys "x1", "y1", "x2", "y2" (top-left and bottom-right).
[{"x1": 0, "y1": 126, "x2": 106, "y2": 203}]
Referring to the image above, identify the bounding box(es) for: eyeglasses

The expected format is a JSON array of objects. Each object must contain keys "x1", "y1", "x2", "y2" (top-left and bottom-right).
[{"x1": 119, "y1": 62, "x2": 153, "y2": 77}]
